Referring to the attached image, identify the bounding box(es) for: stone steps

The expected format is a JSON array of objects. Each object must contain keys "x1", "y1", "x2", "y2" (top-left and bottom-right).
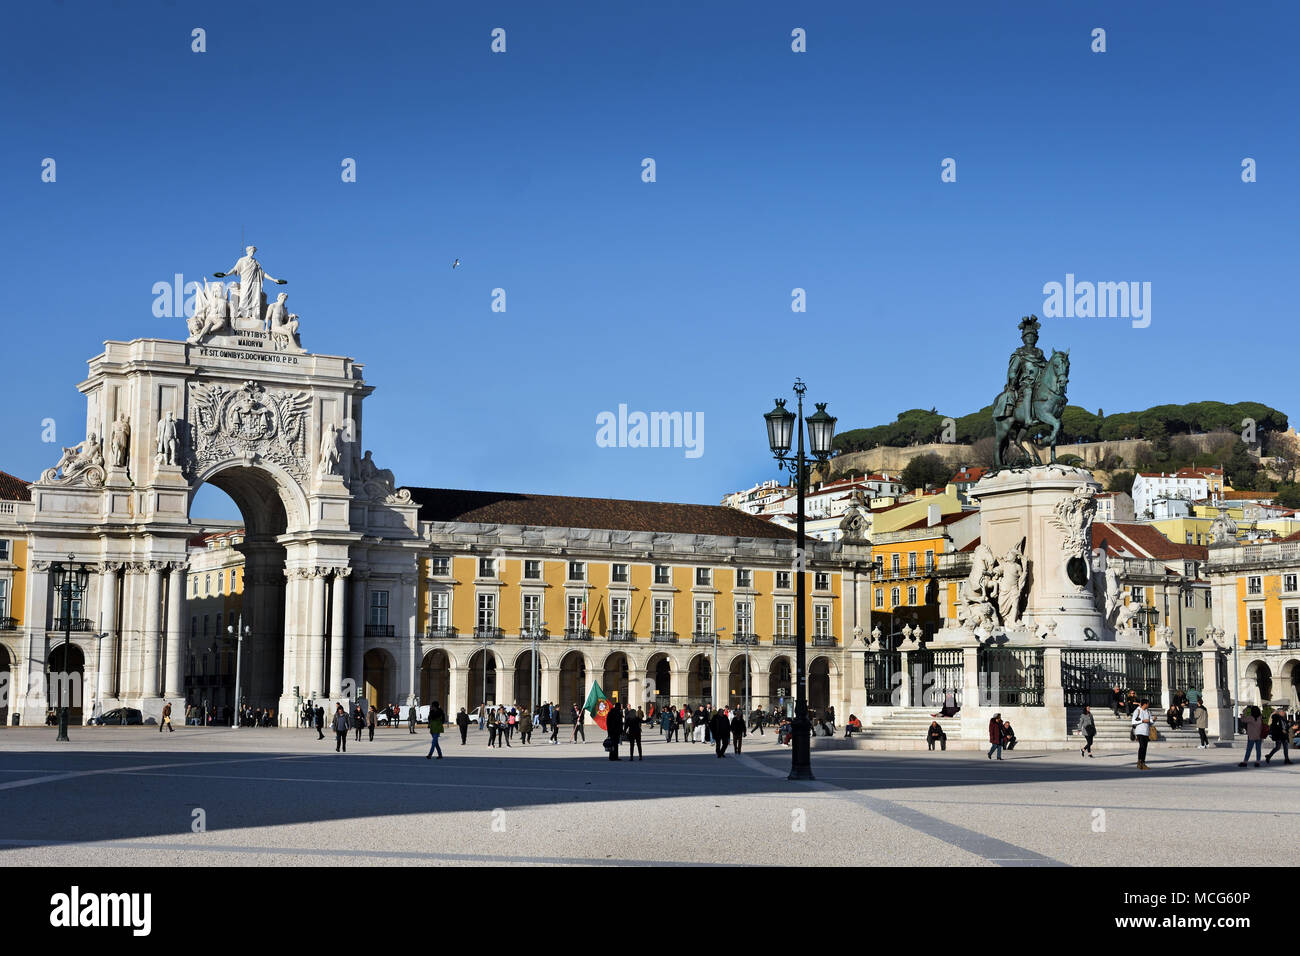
[{"x1": 856, "y1": 708, "x2": 965, "y2": 740}]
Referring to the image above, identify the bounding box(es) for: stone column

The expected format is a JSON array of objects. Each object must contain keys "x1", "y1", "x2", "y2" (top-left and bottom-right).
[
  {"x1": 350, "y1": 571, "x2": 368, "y2": 695},
  {"x1": 898, "y1": 650, "x2": 912, "y2": 707},
  {"x1": 164, "y1": 564, "x2": 185, "y2": 698},
  {"x1": 308, "y1": 570, "x2": 327, "y2": 699},
  {"x1": 281, "y1": 570, "x2": 303, "y2": 701},
  {"x1": 401, "y1": 573, "x2": 418, "y2": 705},
  {"x1": 21, "y1": 562, "x2": 51, "y2": 715},
  {"x1": 141, "y1": 563, "x2": 164, "y2": 699},
  {"x1": 448, "y1": 665, "x2": 468, "y2": 714},
  {"x1": 1202, "y1": 647, "x2": 1232, "y2": 741},
  {"x1": 960, "y1": 644, "x2": 982, "y2": 739},
  {"x1": 97, "y1": 564, "x2": 120, "y2": 706},
  {"x1": 1158, "y1": 647, "x2": 1172, "y2": 709},
  {"x1": 848, "y1": 643, "x2": 867, "y2": 717},
  {"x1": 329, "y1": 569, "x2": 349, "y2": 698}
]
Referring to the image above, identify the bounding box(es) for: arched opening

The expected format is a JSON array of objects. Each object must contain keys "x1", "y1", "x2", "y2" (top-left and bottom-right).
[
  {"x1": 468, "y1": 649, "x2": 498, "y2": 710},
  {"x1": 1282, "y1": 659, "x2": 1300, "y2": 708},
  {"x1": 514, "y1": 650, "x2": 540, "y2": 713},
  {"x1": 420, "y1": 649, "x2": 450, "y2": 708},
  {"x1": 769, "y1": 656, "x2": 792, "y2": 716},
  {"x1": 1246, "y1": 660, "x2": 1273, "y2": 705},
  {"x1": 602, "y1": 652, "x2": 629, "y2": 706},
  {"x1": 0, "y1": 644, "x2": 10, "y2": 724},
  {"x1": 363, "y1": 648, "x2": 397, "y2": 708},
  {"x1": 47, "y1": 642, "x2": 86, "y2": 725},
  {"x1": 558, "y1": 651, "x2": 587, "y2": 718},
  {"x1": 809, "y1": 656, "x2": 831, "y2": 715},
  {"x1": 645, "y1": 652, "x2": 671, "y2": 706},
  {"x1": 727, "y1": 655, "x2": 752, "y2": 711},
  {"x1": 187, "y1": 465, "x2": 296, "y2": 715},
  {"x1": 687, "y1": 653, "x2": 712, "y2": 706}
]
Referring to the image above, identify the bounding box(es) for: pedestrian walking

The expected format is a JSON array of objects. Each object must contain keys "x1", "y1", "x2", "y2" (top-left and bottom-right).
[
  {"x1": 426, "y1": 701, "x2": 446, "y2": 759},
  {"x1": 626, "y1": 706, "x2": 644, "y2": 760},
  {"x1": 571, "y1": 703, "x2": 586, "y2": 742},
  {"x1": 1077, "y1": 705, "x2": 1096, "y2": 757},
  {"x1": 1238, "y1": 706, "x2": 1264, "y2": 767},
  {"x1": 750, "y1": 705, "x2": 765, "y2": 735},
  {"x1": 456, "y1": 707, "x2": 469, "y2": 744},
  {"x1": 606, "y1": 703, "x2": 623, "y2": 761},
  {"x1": 519, "y1": 708, "x2": 532, "y2": 744},
  {"x1": 1265, "y1": 708, "x2": 1292, "y2": 764},
  {"x1": 333, "y1": 704, "x2": 349, "y2": 752},
  {"x1": 987, "y1": 713, "x2": 1004, "y2": 760},
  {"x1": 711, "y1": 706, "x2": 731, "y2": 758},
  {"x1": 315, "y1": 704, "x2": 325, "y2": 740},
  {"x1": 730, "y1": 709, "x2": 746, "y2": 754},
  {"x1": 367, "y1": 705, "x2": 376, "y2": 742},
  {"x1": 160, "y1": 701, "x2": 174, "y2": 733},
  {"x1": 1132, "y1": 698, "x2": 1153, "y2": 769},
  {"x1": 353, "y1": 704, "x2": 364, "y2": 741},
  {"x1": 1194, "y1": 699, "x2": 1209, "y2": 749},
  {"x1": 487, "y1": 709, "x2": 498, "y2": 747},
  {"x1": 407, "y1": 705, "x2": 417, "y2": 735}
]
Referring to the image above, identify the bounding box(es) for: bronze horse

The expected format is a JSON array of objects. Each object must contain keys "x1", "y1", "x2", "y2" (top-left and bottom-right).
[{"x1": 993, "y1": 350, "x2": 1069, "y2": 468}]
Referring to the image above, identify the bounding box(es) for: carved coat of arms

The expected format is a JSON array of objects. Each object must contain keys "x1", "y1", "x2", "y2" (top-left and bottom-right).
[{"x1": 189, "y1": 380, "x2": 311, "y2": 481}]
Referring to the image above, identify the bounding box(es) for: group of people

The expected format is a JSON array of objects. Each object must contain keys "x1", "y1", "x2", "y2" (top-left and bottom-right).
[
  {"x1": 606, "y1": 702, "x2": 747, "y2": 760},
  {"x1": 1237, "y1": 705, "x2": 1295, "y2": 767},
  {"x1": 986, "y1": 715, "x2": 1018, "y2": 759}
]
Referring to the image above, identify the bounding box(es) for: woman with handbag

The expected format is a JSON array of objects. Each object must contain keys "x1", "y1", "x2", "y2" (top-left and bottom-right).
[{"x1": 1077, "y1": 705, "x2": 1096, "y2": 757}]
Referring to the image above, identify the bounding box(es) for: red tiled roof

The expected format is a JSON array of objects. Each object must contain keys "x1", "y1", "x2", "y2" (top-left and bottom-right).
[
  {"x1": 1091, "y1": 522, "x2": 1208, "y2": 561},
  {"x1": 1222, "y1": 490, "x2": 1276, "y2": 501},
  {"x1": 408, "y1": 488, "x2": 798, "y2": 540},
  {"x1": 960, "y1": 536, "x2": 982, "y2": 552},
  {"x1": 0, "y1": 470, "x2": 32, "y2": 501},
  {"x1": 950, "y1": 466, "x2": 987, "y2": 483}
]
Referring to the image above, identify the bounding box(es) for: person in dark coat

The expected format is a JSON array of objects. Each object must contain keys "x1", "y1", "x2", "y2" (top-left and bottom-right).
[
  {"x1": 367, "y1": 705, "x2": 376, "y2": 742},
  {"x1": 314, "y1": 704, "x2": 325, "y2": 740},
  {"x1": 1266, "y1": 708, "x2": 1292, "y2": 764},
  {"x1": 926, "y1": 720, "x2": 946, "y2": 751},
  {"x1": 353, "y1": 704, "x2": 364, "y2": 741},
  {"x1": 1077, "y1": 705, "x2": 1096, "y2": 757},
  {"x1": 987, "y1": 713, "x2": 1004, "y2": 760},
  {"x1": 711, "y1": 707, "x2": 732, "y2": 758},
  {"x1": 1111, "y1": 686, "x2": 1123, "y2": 718},
  {"x1": 455, "y1": 707, "x2": 470, "y2": 744},
  {"x1": 730, "y1": 710, "x2": 746, "y2": 754},
  {"x1": 606, "y1": 703, "x2": 624, "y2": 761},
  {"x1": 625, "y1": 707, "x2": 644, "y2": 760}
]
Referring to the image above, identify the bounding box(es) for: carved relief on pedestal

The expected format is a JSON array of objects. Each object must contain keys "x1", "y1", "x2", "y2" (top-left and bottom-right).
[
  {"x1": 190, "y1": 380, "x2": 311, "y2": 483},
  {"x1": 351, "y1": 449, "x2": 411, "y2": 504}
]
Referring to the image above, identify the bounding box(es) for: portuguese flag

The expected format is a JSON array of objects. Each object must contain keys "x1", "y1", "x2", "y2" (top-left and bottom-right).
[{"x1": 584, "y1": 680, "x2": 612, "y2": 730}]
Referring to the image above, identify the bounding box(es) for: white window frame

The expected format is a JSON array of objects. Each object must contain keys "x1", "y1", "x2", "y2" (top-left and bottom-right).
[
  {"x1": 370, "y1": 590, "x2": 389, "y2": 627},
  {"x1": 653, "y1": 565, "x2": 671, "y2": 585},
  {"x1": 429, "y1": 591, "x2": 450, "y2": 630},
  {"x1": 653, "y1": 598, "x2": 672, "y2": 634},
  {"x1": 610, "y1": 595, "x2": 628, "y2": 632},
  {"x1": 521, "y1": 592, "x2": 541, "y2": 630},
  {"x1": 813, "y1": 604, "x2": 830, "y2": 638},
  {"x1": 775, "y1": 602, "x2": 792, "y2": 637},
  {"x1": 430, "y1": 556, "x2": 451, "y2": 576},
  {"x1": 776, "y1": 570, "x2": 791, "y2": 590},
  {"x1": 736, "y1": 568, "x2": 752, "y2": 588},
  {"x1": 694, "y1": 599, "x2": 713, "y2": 635},
  {"x1": 611, "y1": 563, "x2": 629, "y2": 584},
  {"x1": 523, "y1": 559, "x2": 542, "y2": 580},
  {"x1": 1247, "y1": 576, "x2": 1262, "y2": 596},
  {"x1": 477, "y1": 592, "x2": 497, "y2": 629},
  {"x1": 874, "y1": 588, "x2": 883, "y2": 609},
  {"x1": 735, "y1": 600, "x2": 752, "y2": 635},
  {"x1": 567, "y1": 595, "x2": 585, "y2": 630}
]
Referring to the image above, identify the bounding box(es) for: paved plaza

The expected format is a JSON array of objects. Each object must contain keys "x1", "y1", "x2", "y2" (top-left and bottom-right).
[{"x1": 0, "y1": 727, "x2": 1294, "y2": 867}]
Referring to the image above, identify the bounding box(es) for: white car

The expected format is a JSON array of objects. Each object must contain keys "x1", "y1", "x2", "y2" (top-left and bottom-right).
[{"x1": 375, "y1": 705, "x2": 430, "y2": 726}]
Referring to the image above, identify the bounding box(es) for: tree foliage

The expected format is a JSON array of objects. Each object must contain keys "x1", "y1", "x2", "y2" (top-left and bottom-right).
[{"x1": 900, "y1": 453, "x2": 953, "y2": 491}]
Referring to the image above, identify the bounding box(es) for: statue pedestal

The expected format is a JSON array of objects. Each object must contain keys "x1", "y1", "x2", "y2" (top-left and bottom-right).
[{"x1": 972, "y1": 465, "x2": 1107, "y2": 643}]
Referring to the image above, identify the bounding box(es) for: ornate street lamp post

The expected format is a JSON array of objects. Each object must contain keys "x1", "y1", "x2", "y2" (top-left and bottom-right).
[
  {"x1": 764, "y1": 381, "x2": 836, "y2": 781},
  {"x1": 227, "y1": 614, "x2": 250, "y2": 727},
  {"x1": 50, "y1": 554, "x2": 90, "y2": 742}
]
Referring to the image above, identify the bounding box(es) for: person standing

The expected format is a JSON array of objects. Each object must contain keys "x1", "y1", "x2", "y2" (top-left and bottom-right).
[
  {"x1": 571, "y1": 703, "x2": 586, "y2": 743},
  {"x1": 1077, "y1": 705, "x2": 1096, "y2": 757},
  {"x1": 606, "y1": 703, "x2": 624, "y2": 761},
  {"x1": 1194, "y1": 699, "x2": 1209, "y2": 749},
  {"x1": 315, "y1": 704, "x2": 325, "y2": 740},
  {"x1": 660, "y1": 706, "x2": 674, "y2": 742},
  {"x1": 367, "y1": 705, "x2": 376, "y2": 742},
  {"x1": 426, "y1": 701, "x2": 446, "y2": 760},
  {"x1": 333, "y1": 704, "x2": 349, "y2": 753},
  {"x1": 407, "y1": 705, "x2": 417, "y2": 735},
  {"x1": 1238, "y1": 706, "x2": 1264, "y2": 767},
  {"x1": 711, "y1": 706, "x2": 731, "y2": 758},
  {"x1": 353, "y1": 704, "x2": 364, "y2": 742},
  {"x1": 160, "y1": 701, "x2": 174, "y2": 733},
  {"x1": 1266, "y1": 708, "x2": 1292, "y2": 764},
  {"x1": 549, "y1": 702, "x2": 560, "y2": 744},
  {"x1": 456, "y1": 707, "x2": 470, "y2": 744},
  {"x1": 730, "y1": 709, "x2": 746, "y2": 754},
  {"x1": 518, "y1": 708, "x2": 532, "y2": 745},
  {"x1": 625, "y1": 706, "x2": 644, "y2": 761},
  {"x1": 987, "y1": 713, "x2": 1004, "y2": 760},
  {"x1": 1132, "y1": 698, "x2": 1153, "y2": 770}
]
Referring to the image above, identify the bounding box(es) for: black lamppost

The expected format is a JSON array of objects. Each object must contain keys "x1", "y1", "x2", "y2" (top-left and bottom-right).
[
  {"x1": 50, "y1": 554, "x2": 90, "y2": 742},
  {"x1": 764, "y1": 381, "x2": 836, "y2": 781}
]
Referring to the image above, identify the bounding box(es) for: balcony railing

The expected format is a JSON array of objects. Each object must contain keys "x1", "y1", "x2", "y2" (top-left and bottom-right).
[
  {"x1": 426, "y1": 626, "x2": 458, "y2": 639},
  {"x1": 474, "y1": 626, "x2": 503, "y2": 640},
  {"x1": 692, "y1": 632, "x2": 717, "y2": 644},
  {"x1": 1283, "y1": 637, "x2": 1300, "y2": 650},
  {"x1": 564, "y1": 627, "x2": 592, "y2": 641},
  {"x1": 1244, "y1": 637, "x2": 1266, "y2": 650},
  {"x1": 812, "y1": 634, "x2": 837, "y2": 647},
  {"x1": 365, "y1": 624, "x2": 395, "y2": 638},
  {"x1": 774, "y1": 633, "x2": 797, "y2": 646},
  {"x1": 651, "y1": 631, "x2": 678, "y2": 643},
  {"x1": 607, "y1": 630, "x2": 637, "y2": 642},
  {"x1": 732, "y1": 633, "x2": 757, "y2": 645},
  {"x1": 0, "y1": 616, "x2": 18, "y2": 630},
  {"x1": 51, "y1": 618, "x2": 94, "y2": 632},
  {"x1": 520, "y1": 626, "x2": 550, "y2": 640}
]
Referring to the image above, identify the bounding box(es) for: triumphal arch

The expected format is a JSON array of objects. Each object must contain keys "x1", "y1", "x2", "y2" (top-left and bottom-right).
[{"x1": 18, "y1": 250, "x2": 422, "y2": 722}]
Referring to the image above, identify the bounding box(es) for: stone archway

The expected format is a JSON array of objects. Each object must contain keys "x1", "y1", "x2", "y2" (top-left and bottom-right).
[
  {"x1": 468, "y1": 648, "x2": 499, "y2": 709},
  {"x1": 0, "y1": 644, "x2": 11, "y2": 724},
  {"x1": 363, "y1": 648, "x2": 397, "y2": 708},
  {"x1": 809, "y1": 656, "x2": 831, "y2": 715},
  {"x1": 558, "y1": 651, "x2": 587, "y2": 716},
  {"x1": 602, "y1": 652, "x2": 630, "y2": 706},
  {"x1": 727, "y1": 655, "x2": 753, "y2": 711},
  {"x1": 1282, "y1": 659, "x2": 1300, "y2": 708},
  {"x1": 420, "y1": 649, "x2": 450, "y2": 708},
  {"x1": 645, "y1": 652, "x2": 672, "y2": 707},
  {"x1": 687, "y1": 653, "x2": 712, "y2": 706},
  {"x1": 47, "y1": 642, "x2": 86, "y2": 725},
  {"x1": 769, "y1": 656, "x2": 792, "y2": 715},
  {"x1": 514, "y1": 649, "x2": 540, "y2": 713},
  {"x1": 1244, "y1": 660, "x2": 1272, "y2": 705}
]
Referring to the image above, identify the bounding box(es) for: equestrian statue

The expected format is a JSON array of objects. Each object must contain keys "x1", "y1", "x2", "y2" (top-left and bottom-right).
[{"x1": 991, "y1": 314, "x2": 1070, "y2": 469}]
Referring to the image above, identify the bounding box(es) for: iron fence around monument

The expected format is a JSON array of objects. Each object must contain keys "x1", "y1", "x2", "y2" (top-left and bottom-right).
[
  {"x1": 1167, "y1": 652, "x2": 1204, "y2": 698},
  {"x1": 864, "y1": 650, "x2": 901, "y2": 706},
  {"x1": 1061, "y1": 648, "x2": 1162, "y2": 708},
  {"x1": 977, "y1": 647, "x2": 1044, "y2": 707},
  {"x1": 913, "y1": 648, "x2": 964, "y2": 707}
]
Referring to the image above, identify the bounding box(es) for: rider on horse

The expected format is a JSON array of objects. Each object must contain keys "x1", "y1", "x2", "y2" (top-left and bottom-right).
[{"x1": 994, "y1": 315, "x2": 1046, "y2": 425}]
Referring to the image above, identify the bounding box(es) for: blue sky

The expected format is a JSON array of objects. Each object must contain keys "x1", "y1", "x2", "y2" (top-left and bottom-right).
[{"x1": 3, "y1": 1, "x2": 1296, "y2": 520}]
